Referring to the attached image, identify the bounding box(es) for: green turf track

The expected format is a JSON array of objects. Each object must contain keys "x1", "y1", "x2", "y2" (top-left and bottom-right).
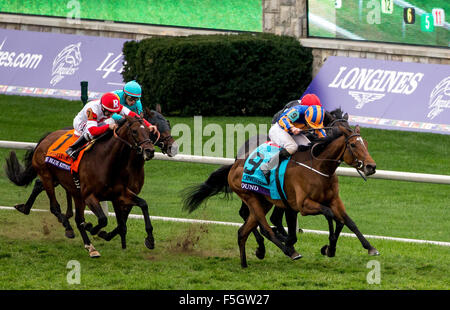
[{"x1": 0, "y1": 94, "x2": 449, "y2": 290}]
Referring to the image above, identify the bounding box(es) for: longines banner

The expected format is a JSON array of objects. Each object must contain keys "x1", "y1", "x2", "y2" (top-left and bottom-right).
[
  {"x1": 0, "y1": 28, "x2": 128, "y2": 100},
  {"x1": 303, "y1": 56, "x2": 450, "y2": 135}
]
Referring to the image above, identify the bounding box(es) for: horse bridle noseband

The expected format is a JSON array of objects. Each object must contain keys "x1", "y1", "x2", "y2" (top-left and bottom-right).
[{"x1": 113, "y1": 120, "x2": 159, "y2": 154}]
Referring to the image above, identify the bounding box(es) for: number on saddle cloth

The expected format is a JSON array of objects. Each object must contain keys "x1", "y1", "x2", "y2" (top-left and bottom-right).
[{"x1": 241, "y1": 142, "x2": 289, "y2": 200}]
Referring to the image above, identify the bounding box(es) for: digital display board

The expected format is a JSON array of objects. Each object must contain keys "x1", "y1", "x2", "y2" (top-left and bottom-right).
[{"x1": 308, "y1": 0, "x2": 449, "y2": 48}]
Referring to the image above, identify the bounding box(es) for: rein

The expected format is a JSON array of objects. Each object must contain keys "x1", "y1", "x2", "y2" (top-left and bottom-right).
[
  {"x1": 293, "y1": 125, "x2": 366, "y2": 180},
  {"x1": 113, "y1": 120, "x2": 157, "y2": 154}
]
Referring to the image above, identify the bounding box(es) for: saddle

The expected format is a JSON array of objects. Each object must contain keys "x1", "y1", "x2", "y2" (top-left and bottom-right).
[{"x1": 45, "y1": 130, "x2": 92, "y2": 187}]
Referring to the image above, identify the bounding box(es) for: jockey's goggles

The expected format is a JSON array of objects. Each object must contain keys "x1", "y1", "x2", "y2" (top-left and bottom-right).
[{"x1": 127, "y1": 95, "x2": 139, "y2": 102}]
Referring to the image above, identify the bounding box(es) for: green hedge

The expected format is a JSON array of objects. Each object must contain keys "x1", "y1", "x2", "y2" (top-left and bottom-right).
[{"x1": 122, "y1": 33, "x2": 312, "y2": 116}]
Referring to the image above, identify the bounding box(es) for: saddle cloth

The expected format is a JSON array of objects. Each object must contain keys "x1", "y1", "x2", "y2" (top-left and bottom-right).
[
  {"x1": 45, "y1": 129, "x2": 88, "y2": 174},
  {"x1": 241, "y1": 141, "x2": 290, "y2": 200}
]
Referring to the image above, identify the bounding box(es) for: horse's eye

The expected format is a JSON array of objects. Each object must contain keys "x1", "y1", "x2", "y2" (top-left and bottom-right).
[
  {"x1": 132, "y1": 129, "x2": 138, "y2": 135},
  {"x1": 350, "y1": 143, "x2": 356, "y2": 147}
]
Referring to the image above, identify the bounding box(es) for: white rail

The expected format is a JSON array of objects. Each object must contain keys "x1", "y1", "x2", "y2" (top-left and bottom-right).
[{"x1": 1, "y1": 140, "x2": 449, "y2": 185}]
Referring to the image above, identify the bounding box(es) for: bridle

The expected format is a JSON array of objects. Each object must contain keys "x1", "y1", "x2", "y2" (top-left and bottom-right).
[
  {"x1": 156, "y1": 134, "x2": 173, "y2": 154},
  {"x1": 113, "y1": 119, "x2": 157, "y2": 155},
  {"x1": 293, "y1": 121, "x2": 367, "y2": 180}
]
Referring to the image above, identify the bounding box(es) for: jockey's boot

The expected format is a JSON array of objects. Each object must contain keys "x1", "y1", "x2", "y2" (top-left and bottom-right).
[
  {"x1": 260, "y1": 148, "x2": 290, "y2": 184},
  {"x1": 65, "y1": 135, "x2": 87, "y2": 159}
]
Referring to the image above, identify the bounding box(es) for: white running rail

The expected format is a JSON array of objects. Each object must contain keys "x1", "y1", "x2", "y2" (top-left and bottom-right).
[{"x1": 1, "y1": 140, "x2": 450, "y2": 184}]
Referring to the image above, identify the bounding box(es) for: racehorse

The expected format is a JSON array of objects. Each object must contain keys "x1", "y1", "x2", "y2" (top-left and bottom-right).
[
  {"x1": 95, "y1": 106, "x2": 179, "y2": 248},
  {"x1": 182, "y1": 120, "x2": 379, "y2": 267},
  {"x1": 5, "y1": 115, "x2": 156, "y2": 257},
  {"x1": 8, "y1": 105, "x2": 177, "y2": 236},
  {"x1": 237, "y1": 108, "x2": 362, "y2": 260}
]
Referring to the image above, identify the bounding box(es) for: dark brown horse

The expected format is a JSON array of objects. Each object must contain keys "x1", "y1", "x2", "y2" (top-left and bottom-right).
[
  {"x1": 183, "y1": 122, "x2": 379, "y2": 267},
  {"x1": 5, "y1": 116, "x2": 156, "y2": 257},
  {"x1": 95, "y1": 106, "x2": 178, "y2": 248},
  {"x1": 10, "y1": 105, "x2": 177, "y2": 218}
]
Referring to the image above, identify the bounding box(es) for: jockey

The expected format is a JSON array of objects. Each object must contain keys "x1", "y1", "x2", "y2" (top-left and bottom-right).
[
  {"x1": 65, "y1": 92, "x2": 156, "y2": 159},
  {"x1": 111, "y1": 80, "x2": 144, "y2": 121},
  {"x1": 260, "y1": 103, "x2": 327, "y2": 179},
  {"x1": 271, "y1": 93, "x2": 322, "y2": 124}
]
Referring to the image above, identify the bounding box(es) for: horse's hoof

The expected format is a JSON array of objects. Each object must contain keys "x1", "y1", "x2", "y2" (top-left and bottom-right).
[
  {"x1": 145, "y1": 237, "x2": 154, "y2": 250},
  {"x1": 89, "y1": 251, "x2": 101, "y2": 258},
  {"x1": 255, "y1": 248, "x2": 265, "y2": 260},
  {"x1": 290, "y1": 252, "x2": 303, "y2": 260},
  {"x1": 369, "y1": 247, "x2": 380, "y2": 256},
  {"x1": 65, "y1": 230, "x2": 75, "y2": 239},
  {"x1": 321, "y1": 245, "x2": 329, "y2": 256},
  {"x1": 14, "y1": 204, "x2": 30, "y2": 215},
  {"x1": 85, "y1": 244, "x2": 101, "y2": 258}
]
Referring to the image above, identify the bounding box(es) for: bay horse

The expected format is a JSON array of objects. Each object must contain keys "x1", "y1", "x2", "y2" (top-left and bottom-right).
[
  {"x1": 5, "y1": 115, "x2": 156, "y2": 257},
  {"x1": 8, "y1": 105, "x2": 177, "y2": 239},
  {"x1": 182, "y1": 122, "x2": 379, "y2": 267},
  {"x1": 95, "y1": 106, "x2": 179, "y2": 248},
  {"x1": 235, "y1": 109, "x2": 339, "y2": 259}
]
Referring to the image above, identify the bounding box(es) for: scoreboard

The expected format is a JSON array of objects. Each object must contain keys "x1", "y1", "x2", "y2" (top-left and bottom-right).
[{"x1": 308, "y1": 0, "x2": 449, "y2": 48}]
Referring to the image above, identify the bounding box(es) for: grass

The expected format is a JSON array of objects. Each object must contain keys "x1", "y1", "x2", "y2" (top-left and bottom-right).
[
  {"x1": 0, "y1": 94, "x2": 449, "y2": 290},
  {"x1": 0, "y1": 209, "x2": 449, "y2": 290}
]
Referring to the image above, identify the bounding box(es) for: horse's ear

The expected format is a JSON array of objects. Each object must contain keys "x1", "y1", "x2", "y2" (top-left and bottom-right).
[
  {"x1": 343, "y1": 113, "x2": 349, "y2": 120},
  {"x1": 324, "y1": 111, "x2": 333, "y2": 126},
  {"x1": 155, "y1": 104, "x2": 162, "y2": 114},
  {"x1": 355, "y1": 125, "x2": 360, "y2": 134}
]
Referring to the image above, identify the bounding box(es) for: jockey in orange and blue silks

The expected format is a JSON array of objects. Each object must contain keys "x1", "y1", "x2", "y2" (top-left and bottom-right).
[
  {"x1": 277, "y1": 104, "x2": 327, "y2": 139},
  {"x1": 260, "y1": 103, "x2": 327, "y2": 178}
]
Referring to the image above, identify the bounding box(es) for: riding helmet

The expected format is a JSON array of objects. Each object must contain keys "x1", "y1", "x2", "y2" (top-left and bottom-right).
[
  {"x1": 123, "y1": 80, "x2": 142, "y2": 98},
  {"x1": 101, "y1": 92, "x2": 122, "y2": 112}
]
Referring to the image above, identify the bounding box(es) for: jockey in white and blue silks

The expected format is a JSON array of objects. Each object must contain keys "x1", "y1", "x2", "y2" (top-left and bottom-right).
[{"x1": 111, "y1": 80, "x2": 144, "y2": 122}]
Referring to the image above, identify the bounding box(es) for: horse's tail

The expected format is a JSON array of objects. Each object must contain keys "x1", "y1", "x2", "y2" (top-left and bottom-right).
[
  {"x1": 5, "y1": 149, "x2": 37, "y2": 187},
  {"x1": 4, "y1": 132, "x2": 50, "y2": 187},
  {"x1": 182, "y1": 164, "x2": 233, "y2": 213}
]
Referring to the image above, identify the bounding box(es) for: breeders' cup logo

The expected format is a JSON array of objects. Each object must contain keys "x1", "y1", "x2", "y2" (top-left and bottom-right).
[
  {"x1": 50, "y1": 42, "x2": 82, "y2": 86},
  {"x1": 427, "y1": 76, "x2": 450, "y2": 120},
  {"x1": 329, "y1": 66, "x2": 424, "y2": 109}
]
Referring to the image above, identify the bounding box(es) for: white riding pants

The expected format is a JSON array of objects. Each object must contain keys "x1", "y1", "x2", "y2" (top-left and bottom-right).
[{"x1": 268, "y1": 124, "x2": 311, "y2": 154}]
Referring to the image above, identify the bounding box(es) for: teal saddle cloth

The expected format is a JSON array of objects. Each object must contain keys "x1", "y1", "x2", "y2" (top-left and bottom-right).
[{"x1": 241, "y1": 142, "x2": 290, "y2": 200}]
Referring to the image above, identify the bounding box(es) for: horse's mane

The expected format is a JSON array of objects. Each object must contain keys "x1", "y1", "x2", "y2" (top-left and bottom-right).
[
  {"x1": 92, "y1": 116, "x2": 136, "y2": 144},
  {"x1": 301, "y1": 107, "x2": 349, "y2": 156},
  {"x1": 307, "y1": 127, "x2": 343, "y2": 157}
]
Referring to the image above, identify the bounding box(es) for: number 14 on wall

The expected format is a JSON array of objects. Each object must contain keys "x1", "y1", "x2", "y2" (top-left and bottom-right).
[{"x1": 96, "y1": 53, "x2": 124, "y2": 79}]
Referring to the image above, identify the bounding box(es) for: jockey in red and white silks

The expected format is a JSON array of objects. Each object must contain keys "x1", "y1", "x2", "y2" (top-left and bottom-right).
[{"x1": 66, "y1": 92, "x2": 156, "y2": 159}]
